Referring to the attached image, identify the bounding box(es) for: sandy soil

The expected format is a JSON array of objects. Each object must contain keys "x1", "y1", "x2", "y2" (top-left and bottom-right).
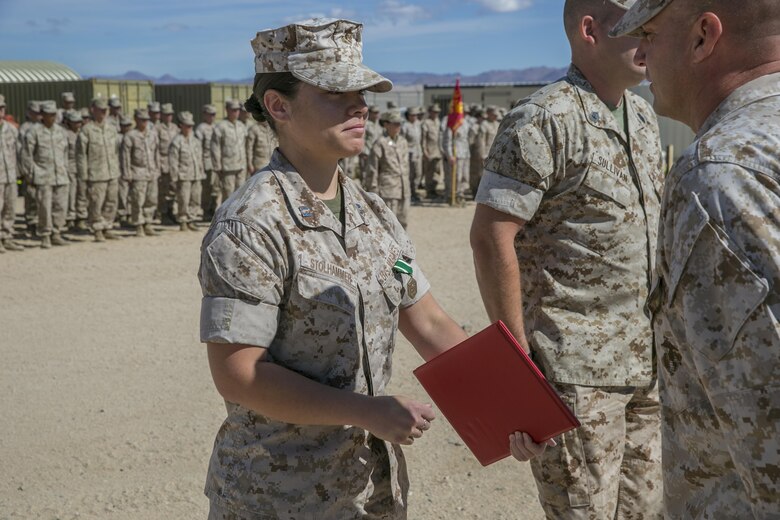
[{"x1": 1, "y1": 200, "x2": 544, "y2": 520}]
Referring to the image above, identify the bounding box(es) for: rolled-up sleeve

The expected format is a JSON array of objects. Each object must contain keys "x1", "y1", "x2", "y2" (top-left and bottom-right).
[
  {"x1": 475, "y1": 104, "x2": 560, "y2": 222},
  {"x1": 199, "y1": 220, "x2": 284, "y2": 347}
]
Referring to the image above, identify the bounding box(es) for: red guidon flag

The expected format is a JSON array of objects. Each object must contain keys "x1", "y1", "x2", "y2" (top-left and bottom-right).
[{"x1": 447, "y1": 78, "x2": 464, "y2": 132}]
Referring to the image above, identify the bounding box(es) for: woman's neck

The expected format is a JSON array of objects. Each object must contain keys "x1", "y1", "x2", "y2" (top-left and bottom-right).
[{"x1": 278, "y1": 143, "x2": 340, "y2": 199}]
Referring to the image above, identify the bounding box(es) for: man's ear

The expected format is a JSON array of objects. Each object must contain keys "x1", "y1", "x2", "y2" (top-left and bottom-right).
[
  {"x1": 691, "y1": 12, "x2": 723, "y2": 63},
  {"x1": 579, "y1": 15, "x2": 597, "y2": 46},
  {"x1": 263, "y1": 90, "x2": 291, "y2": 124}
]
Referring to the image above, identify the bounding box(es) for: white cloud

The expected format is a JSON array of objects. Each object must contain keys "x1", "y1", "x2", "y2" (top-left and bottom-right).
[
  {"x1": 377, "y1": 0, "x2": 430, "y2": 23},
  {"x1": 471, "y1": 0, "x2": 533, "y2": 12}
]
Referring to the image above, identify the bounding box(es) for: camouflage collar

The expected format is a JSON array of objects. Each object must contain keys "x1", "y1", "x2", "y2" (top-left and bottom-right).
[
  {"x1": 697, "y1": 72, "x2": 780, "y2": 139},
  {"x1": 567, "y1": 64, "x2": 648, "y2": 139},
  {"x1": 268, "y1": 149, "x2": 366, "y2": 236}
]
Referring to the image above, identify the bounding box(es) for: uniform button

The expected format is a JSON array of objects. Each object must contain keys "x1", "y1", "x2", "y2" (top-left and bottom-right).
[{"x1": 590, "y1": 112, "x2": 600, "y2": 122}]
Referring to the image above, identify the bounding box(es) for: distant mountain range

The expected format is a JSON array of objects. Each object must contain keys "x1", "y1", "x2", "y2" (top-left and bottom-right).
[{"x1": 93, "y1": 66, "x2": 568, "y2": 86}]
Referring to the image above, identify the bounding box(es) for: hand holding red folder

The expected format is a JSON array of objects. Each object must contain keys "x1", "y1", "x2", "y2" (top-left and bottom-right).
[{"x1": 413, "y1": 320, "x2": 580, "y2": 466}]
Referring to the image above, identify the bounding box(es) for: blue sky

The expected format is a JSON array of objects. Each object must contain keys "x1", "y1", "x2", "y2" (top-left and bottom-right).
[{"x1": 0, "y1": 0, "x2": 570, "y2": 80}]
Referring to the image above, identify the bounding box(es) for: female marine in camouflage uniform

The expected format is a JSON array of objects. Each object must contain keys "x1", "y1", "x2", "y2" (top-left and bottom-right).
[{"x1": 198, "y1": 18, "x2": 548, "y2": 520}]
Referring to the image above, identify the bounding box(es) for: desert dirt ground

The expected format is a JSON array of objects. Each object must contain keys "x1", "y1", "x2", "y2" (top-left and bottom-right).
[{"x1": 1, "y1": 199, "x2": 544, "y2": 520}]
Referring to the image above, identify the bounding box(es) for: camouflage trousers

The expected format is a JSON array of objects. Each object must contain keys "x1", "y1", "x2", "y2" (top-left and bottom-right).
[
  {"x1": 530, "y1": 381, "x2": 662, "y2": 520},
  {"x1": 0, "y1": 181, "x2": 16, "y2": 239},
  {"x1": 469, "y1": 155, "x2": 484, "y2": 195},
  {"x1": 218, "y1": 170, "x2": 243, "y2": 203},
  {"x1": 86, "y1": 179, "x2": 118, "y2": 231},
  {"x1": 128, "y1": 180, "x2": 156, "y2": 226},
  {"x1": 24, "y1": 183, "x2": 37, "y2": 226},
  {"x1": 35, "y1": 183, "x2": 69, "y2": 237},
  {"x1": 117, "y1": 177, "x2": 129, "y2": 219},
  {"x1": 67, "y1": 170, "x2": 77, "y2": 221},
  {"x1": 175, "y1": 179, "x2": 202, "y2": 223},
  {"x1": 382, "y1": 197, "x2": 409, "y2": 230},
  {"x1": 423, "y1": 156, "x2": 442, "y2": 194},
  {"x1": 408, "y1": 153, "x2": 422, "y2": 192}
]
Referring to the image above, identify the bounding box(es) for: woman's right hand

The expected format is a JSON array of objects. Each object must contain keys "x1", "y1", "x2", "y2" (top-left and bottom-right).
[{"x1": 361, "y1": 395, "x2": 436, "y2": 445}]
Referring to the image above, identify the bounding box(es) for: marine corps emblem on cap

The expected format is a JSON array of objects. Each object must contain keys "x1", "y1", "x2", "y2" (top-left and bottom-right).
[
  {"x1": 610, "y1": 0, "x2": 673, "y2": 37},
  {"x1": 250, "y1": 18, "x2": 392, "y2": 93}
]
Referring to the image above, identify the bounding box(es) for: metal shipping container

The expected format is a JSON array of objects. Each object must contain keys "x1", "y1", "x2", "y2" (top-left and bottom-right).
[
  {"x1": 154, "y1": 83, "x2": 253, "y2": 124},
  {"x1": 0, "y1": 78, "x2": 155, "y2": 124}
]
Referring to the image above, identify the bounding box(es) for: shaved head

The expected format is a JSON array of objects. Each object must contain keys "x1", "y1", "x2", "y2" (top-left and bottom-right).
[
  {"x1": 681, "y1": 0, "x2": 780, "y2": 38},
  {"x1": 564, "y1": 0, "x2": 622, "y2": 42}
]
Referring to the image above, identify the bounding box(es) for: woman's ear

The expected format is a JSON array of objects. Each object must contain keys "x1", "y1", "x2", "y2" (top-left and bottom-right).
[{"x1": 263, "y1": 90, "x2": 290, "y2": 124}]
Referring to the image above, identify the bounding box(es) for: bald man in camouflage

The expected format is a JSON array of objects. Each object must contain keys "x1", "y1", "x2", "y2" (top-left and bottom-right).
[
  {"x1": 612, "y1": 0, "x2": 780, "y2": 516},
  {"x1": 471, "y1": 0, "x2": 665, "y2": 517}
]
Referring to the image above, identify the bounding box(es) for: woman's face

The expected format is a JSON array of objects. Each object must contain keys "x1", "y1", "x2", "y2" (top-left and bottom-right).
[{"x1": 281, "y1": 83, "x2": 368, "y2": 161}]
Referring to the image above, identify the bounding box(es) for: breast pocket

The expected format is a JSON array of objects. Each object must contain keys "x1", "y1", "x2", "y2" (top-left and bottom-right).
[
  {"x1": 581, "y1": 162, "x2": 632, "y2": 208},
  {"x1": 666, "y1": 195, "x2": 769, "y2": 363},
  {"x1": 295, "y1": 267, "x2": 358, "y2": 316}
]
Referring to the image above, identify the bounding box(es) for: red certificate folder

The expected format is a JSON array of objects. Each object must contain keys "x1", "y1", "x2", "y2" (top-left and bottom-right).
[{"x1": 413, "y1": 320, "x2": 580, "y2": 466}]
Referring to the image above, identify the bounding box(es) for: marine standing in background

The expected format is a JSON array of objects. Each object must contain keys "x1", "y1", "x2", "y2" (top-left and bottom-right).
[
  {"x1": 612, "y1": 0, "x2": 780, "y2": 516},
  {"x1": 74, "y1": 107, "x2": 91, "y2": 230},
  {"x1": 22, "y1": 101, "x2": 70, "y2": 249},
  {"x1": 358, "y1": 105, "x2": 382, "y2": 182},
  {"x1": 470, "y1": 0, "x2": 665, "y2": 517},
  {"x1": 245, "y1": 111, "x2": 277, "y2": 175},
  {"x1": 19, "y1": 100, "x2": 42, "y2": 236},
  {"x1": 56, "y1": 92, "x2": 76, "y2": 126},
  {"x1": 169, "y1": 111, "x2": 204, "y2": 232},
  {"x1": 481, "y1": 106, "x2": 500, "y2": 160},
  {"x1": 210, "y1": 99, "x2": 247, "y2": 203},
  {"x1": 468, "y1": 106, "x2": 486, "y2": 197},
  {"x1": 441, "y1": 108, "x2": 470, "y2": 204},
  {"x1": 401, "y1": 106, "x2": 422, "y2": 202},
  {"x1": 106, "y1": 97, "x2": 123, "y2": 133},
  {"x1": 421, "y1": 104, "x2": 442, "y2": 199},
  {"x1": 195, "y1": 104, "x2": 218, "y2": 220},
  {"x1": 117, "y1": 115, "x2": 133, "y2": 225},
  {"x1": 76, "y1": 97, "x2": 121, "y2": 242},
  {"x1": 0, "y1": 94, "x2": 24, "y2": 253},
  {"x1": 63, "y1": 110, "x2": 83, "y2": 229},
  {"x1": 156, "y1": 102, "x2": 180, "y2": 224},
  {"x1": 147, "y1": 101, "x2": 161, "y2": 128},
  {"x1": 120, "y1": 108, "x2": 160, "y2": 238},
  {"x1": 365, "y1": 110, "x2": 411, "y2": 228}
]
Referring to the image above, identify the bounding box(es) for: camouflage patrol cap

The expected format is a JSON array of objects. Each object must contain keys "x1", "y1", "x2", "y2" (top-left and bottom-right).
[
  {"x1": 91, "y1": 97, "x2": 108, "y2": 110},
  {"x1": 80, "y1": 107, "x2": 91, "y2": 119},
  {"x1": 0, "y1": 94, "x2": 5, "y2": 107},
  {"x1": 108, "y1": 97, "x2": 122, "y2": 108},
  {"x1": 429, "y1": 104, "x2": 441, "y2": 113},
  {"x1": 61, "y1": 92, "x2": 76, "y2": 103},
  {"x1": 161, "y1": 103, "x2": 174, "y2": 115},
  {"x1": 368, "y1": 105, "x2": 380, "y2": 113},
  {"x1": 225, "y1": 99, "x2": 241, "y2": 110},
  {"x1": 610, "y1": 0, "x2": 671, "y2": 37},
  {"x1": 41, "y1": 100, "x2": 58, "y2": 114},
  {"x1": 148, "y1": 101, "x2": 161, "y2": 113},
  {"x1": 387, "y1": 101, "x2": 398, "y2": 108},
  {"x1": 251, "y1": 18, "x2": 392, "y2": 94},
  {"x1": 28, "y1": 100, "x2": 41, "y2": 112},
  {"x1": 65, "y1": 110, "x2": 83, "y2": 123},
  {"x1": 202, "y1": 104, "x2": 217, "y2": 114},
  {"x1": 178, "y1": 111, "x2": 195, "y2": 126},
  {"x1": 134, "y1": 108, "x2": 150, "y2": 120},
  {"x1": 120, "y1": 115, "x2": 133, "y2": 127},
  {"x1": 382, "y1": 110, "x2": 403, "y2": 124}
]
